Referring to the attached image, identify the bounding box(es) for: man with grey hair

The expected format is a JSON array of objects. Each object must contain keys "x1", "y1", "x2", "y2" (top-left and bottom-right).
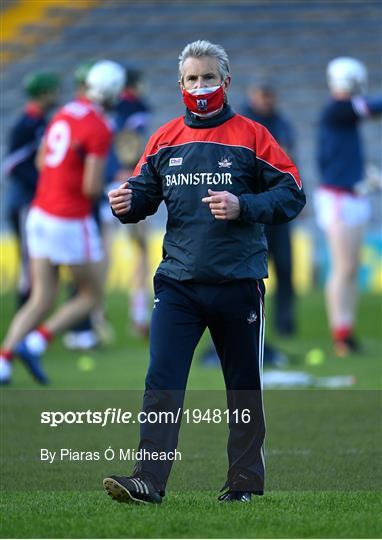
[
  {"x1": 104, "y1": 40, "x2": 305, "y2": 504},
  {"x1": 179, "y1": 39, "x2": 230, "y2": 82}
]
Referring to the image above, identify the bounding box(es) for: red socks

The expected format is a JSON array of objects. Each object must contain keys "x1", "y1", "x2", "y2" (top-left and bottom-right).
[
  {"x1": 333, "y1": 325, "x2": 353, "y2": 342},
  {"x1": 0, "y1": 349, "x2": 13, "y2": 361},
  {"x1": 37, "y1": 325, "x2": 53, "y2": 343}
]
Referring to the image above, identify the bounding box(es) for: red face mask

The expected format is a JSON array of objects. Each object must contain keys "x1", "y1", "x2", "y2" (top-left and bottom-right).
[{"x1": 182, "y1": 84, "x2": 225, "y2": 115}]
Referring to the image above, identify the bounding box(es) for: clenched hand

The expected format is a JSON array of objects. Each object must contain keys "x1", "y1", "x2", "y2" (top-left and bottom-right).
[
  {"x1": 108, "y1": 181, "x2": 132, "y2": 215},
  {"x1": 202, "y1": 189, "x2": 240, "y2": 220}
]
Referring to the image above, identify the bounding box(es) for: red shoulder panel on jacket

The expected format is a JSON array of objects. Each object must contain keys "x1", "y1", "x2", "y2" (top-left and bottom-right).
[
  {"x1": 134, "y1": 113, "x2": 302, "y2": 189},
  {"x1": 246, "y1": 117, "x2": 302, "y2": 189}
]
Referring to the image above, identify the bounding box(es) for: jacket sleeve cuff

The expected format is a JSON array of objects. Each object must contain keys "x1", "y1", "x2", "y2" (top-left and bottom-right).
[
  {"x1": 238, "y1": 194, "x2": 258, "y2": 223},
  {"x1": 111, "y1": 206, "x2": 132, "y2": 224}
]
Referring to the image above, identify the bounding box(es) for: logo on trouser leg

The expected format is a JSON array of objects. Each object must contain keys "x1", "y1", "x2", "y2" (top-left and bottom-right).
[{"x1": 247, "y1": 311, "x2": 257, "y2": 324}]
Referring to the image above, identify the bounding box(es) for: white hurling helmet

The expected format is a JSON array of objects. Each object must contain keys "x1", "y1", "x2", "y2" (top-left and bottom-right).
[
  {"x1": 326, "y1": 57, "x2": 368, "y2": 94},
  {"x1": 86, "y1": 60, "x2": 125, "y2": 105}
]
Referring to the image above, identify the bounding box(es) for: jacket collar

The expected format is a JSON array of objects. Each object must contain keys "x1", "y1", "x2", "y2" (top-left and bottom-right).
[{"x1": 184, "y1": 104, "x2": 235, "y2": 129}]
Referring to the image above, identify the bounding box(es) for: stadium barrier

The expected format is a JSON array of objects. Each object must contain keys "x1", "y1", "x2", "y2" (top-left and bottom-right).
[{"x1": 0, "y1": 228, "x2": 381, "y2": 295}]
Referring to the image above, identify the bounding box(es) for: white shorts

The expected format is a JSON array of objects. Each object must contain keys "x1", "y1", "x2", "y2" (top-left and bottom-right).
[
  {"x1": 26, "y1": 207, "x2": 103, "y2": 264},
  {"x1": 99, "y1": 198, "x2": 116, "y2": 225},
  {"x1": 314, "y1": 186, "x2": 371, "y2": 230}
]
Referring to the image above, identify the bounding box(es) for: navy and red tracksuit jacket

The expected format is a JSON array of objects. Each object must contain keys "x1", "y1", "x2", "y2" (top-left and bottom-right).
[
  {"x1": 115, "y1": 105, "x2": 306, "y2": 283},
  {"x1": 4, "y1": 103, "x2": 47, "y2": 218},
  {"x1": 317, "y1": 96, "x2": 382, "y2": 190}
]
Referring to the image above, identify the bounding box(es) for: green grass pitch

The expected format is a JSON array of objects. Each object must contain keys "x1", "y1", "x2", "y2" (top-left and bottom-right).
[{"x1": 1, "y1": 290, "x2": 381, "y2": 538}]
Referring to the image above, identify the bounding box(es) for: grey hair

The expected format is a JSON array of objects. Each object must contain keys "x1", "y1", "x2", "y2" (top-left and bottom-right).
[{"x1": 178, "y1": 40, "x2": 230, "y2": 82}]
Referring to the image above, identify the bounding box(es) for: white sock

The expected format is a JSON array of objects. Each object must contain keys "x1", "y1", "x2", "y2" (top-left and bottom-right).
[
  {"x1": 132, "y1": 290, "x2": 149, "y2": 325},
  {"x1": 25, "y1": 331, "x2": 48, "y2": 355},
  {"x1": 0, "y1": 357, "x2": 12, "y2": 381}
]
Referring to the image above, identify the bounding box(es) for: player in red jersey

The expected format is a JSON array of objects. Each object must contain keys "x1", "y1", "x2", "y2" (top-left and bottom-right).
[{"x1": 0, "y1": 60, "x2": 125, "y2": 384}]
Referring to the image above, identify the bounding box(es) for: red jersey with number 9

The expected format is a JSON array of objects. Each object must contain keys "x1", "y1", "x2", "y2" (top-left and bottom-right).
[{"x1": 32, "y1": 97, "x2": 112, "y2": 218}]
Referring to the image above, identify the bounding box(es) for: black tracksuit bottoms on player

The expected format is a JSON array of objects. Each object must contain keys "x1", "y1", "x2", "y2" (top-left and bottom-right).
[{"x1": 134, "y1": 274, "x2": 266, "y2": 495}]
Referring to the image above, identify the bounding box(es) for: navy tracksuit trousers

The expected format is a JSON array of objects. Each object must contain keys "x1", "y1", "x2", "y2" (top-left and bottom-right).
[
  {"x1": 265, "y1": 222, "x2": 295, "y2": 334},
  {"x1": 134, "y1": 274, "x2": 266, "y2": 494}
]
